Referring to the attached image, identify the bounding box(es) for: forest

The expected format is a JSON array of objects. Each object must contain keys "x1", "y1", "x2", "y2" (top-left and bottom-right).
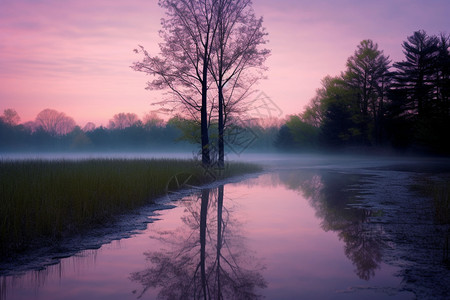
[
  {"x1": 0, "y1": 109, "x2": 278, "y2": 153},
  {"x1": 1, "y1": 30, "x2": 449, "y2": 156},
  {"x1": 276, "y1": 30, "x2": 450, "y2": 155}
]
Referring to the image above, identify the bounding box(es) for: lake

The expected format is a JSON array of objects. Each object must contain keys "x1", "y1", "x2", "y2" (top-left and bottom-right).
[{"x1": 1, "y1": 155, "x2": 449, "y2": 299}]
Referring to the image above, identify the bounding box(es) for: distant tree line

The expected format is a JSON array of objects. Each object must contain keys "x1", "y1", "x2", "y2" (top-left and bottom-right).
[
  {"x1": 0, "y1": 108, "x2": 278, "y2": 153},
  {"x1": 0, "y1": 109, "x2": 186, "y2": 152},
  {"x1": 275, "y1": 30, "x2": 450, "y2": 155}
]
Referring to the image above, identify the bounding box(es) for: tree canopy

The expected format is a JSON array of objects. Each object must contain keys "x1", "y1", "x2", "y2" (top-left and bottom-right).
[
  {"x1": 132, "y1": 0, "x2": 269, "y2": 166},
  {"x1": 277, "y1": 31, "x2": 450, "y2": 155}
]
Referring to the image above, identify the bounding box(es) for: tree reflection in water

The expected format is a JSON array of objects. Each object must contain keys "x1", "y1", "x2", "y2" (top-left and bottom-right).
[
  {"x1": 278, "y1": 170, "x2": 386, "y2": 281},
  {"x1": 130, "y1": 185, "x2": 266, "y2": 299}
]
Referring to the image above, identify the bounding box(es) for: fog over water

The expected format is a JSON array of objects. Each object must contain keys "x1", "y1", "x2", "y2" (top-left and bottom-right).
[
  {"x1": 2, "y1": 150, "x2": 444, "y2": 167},
  {"x1": 0, "y1": 151, "x2": 195, "y2": 161}
]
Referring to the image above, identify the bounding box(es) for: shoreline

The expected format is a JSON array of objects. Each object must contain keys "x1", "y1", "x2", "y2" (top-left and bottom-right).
[
  {"x1": 349, "y1": 168, "x2": 450, "y2": 299},
  {"x1": 1, "y1": 157, "x2": 449, "y2": 298},
  {"x1": 2, "y1": 155, "x2": 449, "y2": 288},
  {"x1": 0, "y1": 170, "x2": 263, "y2": 277}
]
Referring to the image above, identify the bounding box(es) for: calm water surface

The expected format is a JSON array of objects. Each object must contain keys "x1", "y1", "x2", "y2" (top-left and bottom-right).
[{"x1": 2, "y1": 167, "x2": 419, "y2": 299}]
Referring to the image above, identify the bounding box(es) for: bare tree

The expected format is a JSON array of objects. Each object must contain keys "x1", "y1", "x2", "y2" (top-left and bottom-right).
[
  {"x1": 132, "y1": 0, "x2": 221, "y2": 166},
  {"x1": 57, "y1": 116, "x2": 77, "y2": 136},
  {"x1": 209, "y1": 0, "x2": 269, "y2": 167},
  {"x1": 35, "y1": 108, "x2": 76, "y2": 136},
  {"x1": 130, "y1": 186, "x2": 266, "y2": 299},
  {"x1": 0, "y1": 108, "x2": 21, "y2": 126},
  {"x1": 23, "y1": 121, "x2": 38, "y2": 133},
  {"x1": 108, "y1": 112, "x2": 139, "y2": 129},
  {"x1": 82, "y1": 122, "x2": 96, "y2": 132},
  {"x1": 142, "y1": 111, "x2": 165, "y2": 128}
]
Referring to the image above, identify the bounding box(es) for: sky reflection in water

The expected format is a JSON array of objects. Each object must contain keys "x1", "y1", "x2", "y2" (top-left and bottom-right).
[{"x1": 2, "y1": 169, "x2": 414, "y2": 299}]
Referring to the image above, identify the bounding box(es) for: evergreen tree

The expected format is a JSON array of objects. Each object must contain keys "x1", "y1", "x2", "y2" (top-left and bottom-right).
[
  {"x1": 390, "y1": 31, "x2": 450, "y2": 153},
  {"x1": 392, "y1": 30, "x2": 439, "y2": 118},
  {"x1": 435, "y1": 33, "x2": 450, "y2": 118},
  {"x1": 343, "y1": 40, "x2": 391, "y2": 145}
]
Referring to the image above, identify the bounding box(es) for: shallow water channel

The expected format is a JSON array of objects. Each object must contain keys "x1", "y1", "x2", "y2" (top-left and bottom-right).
[{"x1": 2, "y1": 157, "x2": 450, "y2": 299}]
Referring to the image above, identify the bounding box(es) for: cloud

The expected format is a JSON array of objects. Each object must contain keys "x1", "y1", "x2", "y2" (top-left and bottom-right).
[{"x1": 0, "y1": 0, "x2": 162, "y2": 78}]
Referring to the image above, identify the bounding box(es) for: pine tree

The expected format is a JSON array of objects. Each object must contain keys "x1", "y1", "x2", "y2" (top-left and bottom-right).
[{"x1": 393, "y1": 30, "x2": 439, "y2": 118}]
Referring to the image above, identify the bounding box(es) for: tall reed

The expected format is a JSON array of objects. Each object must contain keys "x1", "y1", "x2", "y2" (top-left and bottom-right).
[
  {"x1": 412, "y1": 177, "x2": 450, "y2": 225},
  {"x1": 0, "y1": 159, "x2": 261, "y2": 257},
  {"x1": 432, "y1": 181, "x2": 450, "y2": 225}
]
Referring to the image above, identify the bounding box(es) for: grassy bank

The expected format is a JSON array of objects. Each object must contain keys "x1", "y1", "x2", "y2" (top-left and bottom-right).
[
  {"x1": 431, "y1": 181, "x2": 450, "y2": 225},
  {"x1": 412, "y1": 177, "x2": 450, "y2": 225},
  {"x1": 0, "y1": 159, "x2": 261, "y2": 257},
  {"x1": 415, "y1": 179, "x2": 450, "y2": 265}
]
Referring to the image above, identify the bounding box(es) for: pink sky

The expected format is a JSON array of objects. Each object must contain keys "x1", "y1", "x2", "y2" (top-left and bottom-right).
[{"x1": 1, "y1": 0, "x2": 449, "y2": 127}]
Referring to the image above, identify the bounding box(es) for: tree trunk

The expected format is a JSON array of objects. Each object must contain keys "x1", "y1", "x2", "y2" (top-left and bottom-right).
[
  {"x1": 218, "y1": 86, "x2": 225, "y2": 168},
  {"x1": 201, "y1": 62, "x2": 211, "y2": 166},
  {"x1": 200, "y1": 189, "x2": 209, "y2": 299},
  {"x1": 216, "y1": 185, "x2": 224, "y2": 298}
]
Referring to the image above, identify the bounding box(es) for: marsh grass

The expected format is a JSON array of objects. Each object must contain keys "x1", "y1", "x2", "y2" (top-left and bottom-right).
[
  {"x1": 412, "y1": 177, "x2": 450, "y2": 225},
  {"x1": 432, "y1": 182, "x2": 450, "y2": 225},
  {"x1": 0, "y1": 159, "x2": 261, "y2": 257},
  {"x1": 411, "y1": 176, "x2": 450, "y2": 266}
]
